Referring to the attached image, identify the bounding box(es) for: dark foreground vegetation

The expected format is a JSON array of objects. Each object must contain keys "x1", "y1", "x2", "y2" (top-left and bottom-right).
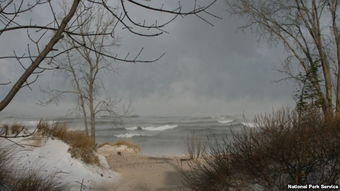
[
  {"x1": 0, "y1": 121, "x2": 100, "y2": 191},
  {"x1": 182, "y1": 108, "x2": 340, "y2": 191},
  {"x1": 0, "y1": 146, "x2": 65, "y2": 191}
]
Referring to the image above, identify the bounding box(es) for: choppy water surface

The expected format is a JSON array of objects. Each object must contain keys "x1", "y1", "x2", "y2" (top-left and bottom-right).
[{"x1": 0, "y1": 115, "x2": 257, "y2": 156}]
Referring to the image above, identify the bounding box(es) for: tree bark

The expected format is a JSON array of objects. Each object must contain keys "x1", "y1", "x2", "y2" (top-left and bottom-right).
[
  {"x1": 89, "y1": 66, "x2": 96, "y2": 142},
  {"x1": 311, "y1": 0, "x2": 333, "y2": 118},
  {"x1": 329, "y1": 0, "x2": 340, "y2": 119},
  {"x1": 0, "y1": 0, "x2": 80, "y2": 111}
]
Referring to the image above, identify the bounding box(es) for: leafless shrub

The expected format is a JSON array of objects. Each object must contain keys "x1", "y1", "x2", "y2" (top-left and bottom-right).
[
  {"x1": 181, "y1": 133, "x2": 246, "y2": 191},
  {"x1": 186, "y1": 131, "x2": 207, "y2": 160},
  {"x1": 182, "y1": 108, "x2": 340, "y2": 191}
]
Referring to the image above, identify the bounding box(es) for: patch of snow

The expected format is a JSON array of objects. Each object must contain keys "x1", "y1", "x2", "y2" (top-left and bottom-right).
[
  {"x1": 96, "y1": 153, "x2": 110, "y2": 169},
  {"x1": 0, "y1": 138, "x2": 119, "y2": 191}
]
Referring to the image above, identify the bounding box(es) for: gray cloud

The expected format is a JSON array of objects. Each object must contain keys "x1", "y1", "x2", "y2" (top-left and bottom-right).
[{"x1": 0, "y1": 0, "x2": 295, "y2": 118}]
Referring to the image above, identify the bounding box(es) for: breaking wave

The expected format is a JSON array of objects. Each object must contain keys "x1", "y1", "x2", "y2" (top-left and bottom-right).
[
  {"x1": 125, "y1": 124, "x2": 178, "y2": 131},
  {"x1": 217, "y1": 120, "x2": 234, "y2": 124},
  {"x1": 114, "y1": 133, "x2": 151, "y2": 138}
]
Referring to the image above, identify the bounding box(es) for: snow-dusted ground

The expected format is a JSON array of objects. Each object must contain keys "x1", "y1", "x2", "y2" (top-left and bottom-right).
[{"x1": 0, "y1": 137, "x2": 119, "y2": 191}]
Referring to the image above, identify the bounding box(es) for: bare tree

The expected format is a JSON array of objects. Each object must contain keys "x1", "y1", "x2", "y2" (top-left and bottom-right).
[
  {"x1": 44, "y1": 5, "x2": 124, "y2": 141},
  {"x1": 0, "y1": 0, "x2": 218, "y2": 113},
  {"x1": 226, "y1": 0, "x2": 339, "y2": 118}
]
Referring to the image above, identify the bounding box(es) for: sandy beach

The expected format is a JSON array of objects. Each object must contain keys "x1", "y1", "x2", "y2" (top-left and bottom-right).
[{"x1": 96, "y1": 152, "x2": 189, "y2": 191}]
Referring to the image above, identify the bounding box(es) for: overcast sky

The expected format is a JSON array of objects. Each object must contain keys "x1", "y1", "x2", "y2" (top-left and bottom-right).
[{"x1": 0, "y1": 0, "x2": 295, "y2": 118}]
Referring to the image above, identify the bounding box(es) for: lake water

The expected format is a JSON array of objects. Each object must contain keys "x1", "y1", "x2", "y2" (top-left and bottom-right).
[{"x1": 0, "y1": 115, "x2": 256, "y2": 156}]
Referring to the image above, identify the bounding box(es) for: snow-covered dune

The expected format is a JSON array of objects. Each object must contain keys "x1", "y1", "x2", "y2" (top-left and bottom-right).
[{"x1": 0, "y1": 137, "x2": 119, "y2": 191}]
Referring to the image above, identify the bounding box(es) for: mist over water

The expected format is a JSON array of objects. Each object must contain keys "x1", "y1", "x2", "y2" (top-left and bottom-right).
[{"x1": 0, "y1": 115, "x2": 255, "y2": 156}]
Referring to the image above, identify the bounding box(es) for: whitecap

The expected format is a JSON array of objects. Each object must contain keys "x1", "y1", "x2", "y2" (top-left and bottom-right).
[
  {"x1": 217, "y1": 120, "x2": 234, "y2": 124},
  {"x1": 125, "y1": 126, "x2": 138, "y2": 131},
  {"x1": 114, "y1": 133, "x2": 150, "y2": 138},
  {"x1": 142, "y1": 124, "x2": 178, "y2": 131},
  {"x1": 125, "y1": 124, "x2": 178, "y2": 131}
]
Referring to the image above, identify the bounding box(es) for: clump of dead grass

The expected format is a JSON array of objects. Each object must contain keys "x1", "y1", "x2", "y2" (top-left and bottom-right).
[
  {"x1": 36, "y1": 121, "x2": 50, "y2": 136},
  {"x1": 0, "y1": 123, "x2": 26, "y2": 136},
  {"x1": 11, "y1": 172, "x2": 65, "y2": 191},
  {"x1": 11, "y1": 124, "x2": 25, "y2": 135},
  {"x1": 0, "y1": 145, "x2": 64, "y2": 191},
  {"x1": 0, "y1": 123, "x2": 68, "y2": 190},
  {"x1": 36, "y1": 121, "x2": 99, "y2": 165}
]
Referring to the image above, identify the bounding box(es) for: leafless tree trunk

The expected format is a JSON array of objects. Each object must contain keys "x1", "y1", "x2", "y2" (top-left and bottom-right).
[
  {"x1": 330, "y1": 0, "x2": 340, "y2": 118},
  {"x1": 0, "y1": 0, "x2": 80, "y2": 111},
  {"x1": 226, "y1": 0, "x2": 339, "y2": 118},
  {"x1": 65, "y1": 51, "x2": 89, "y2": 135},
  {"x1": 0, "y1": 0, "x2": 218, "y2": 115},
  {"x1": 46, "y1": 5, "x2": 120, "y2": 141}
]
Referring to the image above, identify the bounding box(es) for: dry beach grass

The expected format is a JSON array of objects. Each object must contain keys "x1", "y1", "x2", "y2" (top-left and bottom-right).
[{"x1": 37, "y1": 121, "x2": 99, "y2": 165}]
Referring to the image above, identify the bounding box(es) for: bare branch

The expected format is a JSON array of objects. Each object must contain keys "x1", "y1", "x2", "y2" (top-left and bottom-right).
[{"x1": 0, "y1": 0, "x2": 217, "y2": 113}]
